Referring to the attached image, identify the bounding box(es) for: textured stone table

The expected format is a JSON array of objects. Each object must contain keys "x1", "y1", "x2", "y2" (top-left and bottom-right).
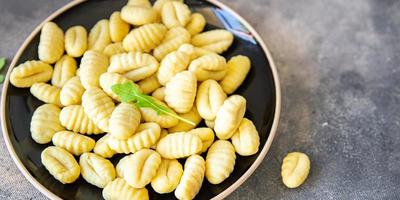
[{"x1": 1, "y1": 0, "x2": 400, "y2": 199}]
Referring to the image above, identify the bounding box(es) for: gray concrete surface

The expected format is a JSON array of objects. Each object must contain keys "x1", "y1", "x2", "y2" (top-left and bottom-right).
[{"x1": 1, "y1": 0, "x2": 400, "y2": 199}]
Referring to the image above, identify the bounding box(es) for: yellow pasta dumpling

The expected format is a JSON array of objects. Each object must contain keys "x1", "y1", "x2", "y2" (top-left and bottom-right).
[
  {"x1": 164, "y1": 71, "x2": 197, "y2": 113},
  {"x1": 196, "y1": 79, "x2": 227, "y2": 120},
  {"x1": 103, "y1": 42, "x2": 126, "y2": 57},
  {"x1": 150, "y1": 129, "x2": 168, "y2": 149},
  {"x1": 156, "y1": 132, "x2": 202, "y2": 159},
  {"x1": 30, "y1": 104, "x2": 64, "y2": 144},
  {"x1": 108, "y1": 52, "x2": 159, "y2": 82},
  {"x1": 41, "y1": 146, "x2": 80, "y2": 184},
  {"x1": 193, "y1": 47, "x2": 214, "y2": 58},
  {"x1": 30, "y1": 83, "x2": 62, "y2": 107},
  {"x1": 151, "y1": 159, "x2": 183, "y2": 194},
  {"x1": 122, "y1": 149, "x2": 162, "y2": 188},
  {"x1": 94, "y1": 134, "x2": 116, "y2": 158},
  {"x1": 10, "y1": 60, "x2": 53, "y2": 88},
  {"x1": 109, "y1": 12, "x2": 130, "y2": 42},
  {"x1": 188, "y1": 53, "x2": 227, "y2": 81},
  {"x1": 103, "y1": 178, "x2": 149, "y2": 200},
  {"x1": 109, "y1": 103, "x2": 141, "y2": 140},
  {"x1": 127, "y1": 0, "x2": 151, "y2": 7},
  {"x1": 205, "y1": 119, "x2": 215, "y2": 129},
  {"x1": 99, "y1": 72, "x2": 135, "y2": 101},
  {"x1": 188, "y1": 128, "x2": 215, "y2": 153},
  {"x1": 122, "y1": 23, "x2": 167, "y2": 53},
  {"x1": 79, "y1": 153, "x2": 116, "y2": 188},
  {"x1": 88, "y1": 19, "x2": 111, "y2": 51},
  {"x1": 161, "y1": 1, "x2": 191, "y2": 28},
  {"x1": 59, "y1": 105, "x2": 102, "y2": 134},
  {"x1": 52, "y1": 131, "x2": 95, "y2": 155},
  {"x1": 79, "y1": 50, "x2": 109, "y2": 89},
  {"x1": 185, "y1": 13, "x2": 206, "y2": 35},
  {"x1": 220, "y1": 55, "x2": 251, "y2": 94},
  {"x1": 139, "y1": 97, "x2": 179, "y2": 128},
  {"x1": 60, "y1": 77, "x2": 85, "y2": 106},
  {"x1": 153, "y1": 0, "x2": 183, "y2": 12},
  {"x1": 65, "y1": 25, "x2": 87, "y2": 57},
  {"x1": 82, "y1": 88, "x2": 115, "y2": 132},
  {"x1": 168, "y1": 106, "x2": 202, "y2": 133},
  {"x1": 192, "y1": 29, "x2": 234, "y2": 54},
  {"x1": 153, "y1": 27, "x2": 191, "y2": 61},
  {"x1": 231, "y1": 118, "x2": 260, "y2": 156},
  {"x1": 281, "y1": 152, "x2": 311, "y2": 188},
  {"x1": 157, "y1": 45, "x2": 193, "y2": 85},
  {"x1": 174, "y1": 155, "x2": 205, "y2": 200},
  {"x1": 214, "y1": 95, "x2": 246, "y2": 139},
  {"x1": 115, "y1": 155, "x2": 130, "y2": 178},
  {"x1": 205, "y1": 140, "x2": 236, "y2": 184},
  {"x1": 151, "y1": 87, "x2": 165, "y2": 101},
  {"x1": 108, "y1": 122, "x2": 161, "y2": 154},
  {"x1": 38, "y1": 22, "x2": 64, "y2": 64},
  {"x1": 121, "y1": 5, "x2": 159, "y2": 26},
  {"x1": 51, "y1": 55, "x2": 77, "y2": 87},
  {"x1": 137, "y1": 74, "x2": 161, "y2": 94}
]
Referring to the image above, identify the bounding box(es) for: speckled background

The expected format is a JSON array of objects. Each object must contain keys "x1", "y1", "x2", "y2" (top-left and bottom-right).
[{"x1": 1, "y1": 0, "x2": 400, "y2": 199}]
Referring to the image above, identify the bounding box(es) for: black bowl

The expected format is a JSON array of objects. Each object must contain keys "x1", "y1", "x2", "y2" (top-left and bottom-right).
[{"x1": 0, "y1": 0, "x2": 281, "y2": 199}]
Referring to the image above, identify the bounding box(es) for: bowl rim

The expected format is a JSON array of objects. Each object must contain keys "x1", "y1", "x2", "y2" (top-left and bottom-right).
[{"x1": 0, "y1": 0, "x2": 282, "y2": 199}]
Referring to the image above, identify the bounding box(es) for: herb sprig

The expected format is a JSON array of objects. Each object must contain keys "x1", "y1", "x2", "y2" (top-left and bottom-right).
[
  {"x1": 111, "y1": 82, "x2": 195, "y2": 126},
  {"x1": 0, "y1": 58, "x2": 6, "y2": 83}
]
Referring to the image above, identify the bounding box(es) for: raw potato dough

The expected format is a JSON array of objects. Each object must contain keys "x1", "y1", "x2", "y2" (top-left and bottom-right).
[
  {"x1": 52, "y1": 131, "x2": 95, "y2": 156},
  {"x1": 82, "y1": 88, "x2": 115, "y2": 132},
  {"x1": 10, "y1": 60, "x2": 53, "y2": 88},
  {"x1": 79, "y1": 153, "x2": 116, "y2": 188},
  {"x1": 123, "y1": 23, "x2": 167, "y2": 53},
  {"x1": 192, "y1": 29, "x2": 234, "y2": 54},
  {"x1": 94, "y1": 134, "x2": 116, "y2": 158},
  {"x1": 151, "y1": 159, "x2": 183, "y2": 194},
  {"x1": 164, "y1": 71, "x2": 197, "y2": 113},
  {"x1": 59, "y1": 105, "x2": 102, "y2": 134},
  {"x1": 219, "y1": 55, "x2": 251, "y2": 94},
  {"x1": 174, "y1": 155, "x2": 205, "y2": 200},
  {"x1": 60, "y1": 77, "x2": 85, "y2": 106},
  {"x1": 214, "y1": 95, "x2": 246, "y2": 139},
  {"x1": 109, "y1": 103, "x2": 141, "y2": 140},
  {"x1": 156, "y1": 132, "x2": 202, "y2": 159},
  {"x1": 205, "y1": 140, "x2": 236, "y2": 184},
  {"x1": 231, "y1": 118, "x2": 260, "y2": 156},
  {"x1": 88, "y1": 19, "x2": 111, "y2": 51},
  {"x1": 103, "y1": 178, "x2": 149, "y2": 200},
  {"x1": 281, "y1": 152, "x2": 311, "y2": 188},
  {"x1": 38, "y1": 22, "x2": 64, "y2": 64},
  {"x1": 30, "y1": 104, "x2": 64, "y2": 144},
  {"x1": 65, "y1": 25, "x2": 87, "y2": 57},
  {"x1": 30, "y1": 83, "x2": 62, "y2": 107}
]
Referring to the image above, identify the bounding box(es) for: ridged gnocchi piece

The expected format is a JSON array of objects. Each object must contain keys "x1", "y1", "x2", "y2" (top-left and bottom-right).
[
  {"x1": 60, "y1": 105, "x2": 103, "y2": 134},
  {"x1": 52, "y1": 131, "x2": 95, "y2": 155},
  {"x1": 30, "y1": 104, "x2": 64, "y2": 144},
  {"x1": 164, "y1": 71, "x2": 197, "y2": 113},
  {"x1": 38, "y1": 22, "x2": 64, "y2": 64},
  {"x1": 82, "y1": 88, "x2": 115, "y2": 132},
  {"x1": 109, "y1": 123, "x2": 161, "y2": 154},
  {"x1": 153, "y1": 0, "x2": 183, "y2": 12},
  {"x1": 168, "y1": 106, "x2": 202, "y2": 133},
  {"x1": 109, "y1": 12, "x2": 130, "y2": 43},
  {"x1": 137, "y1": 74, "x2": 161, "y2": 94},
  {"x1": 175, "y1": 155, "x2": 205, "y2": 200},
  {"x1": 103, "y1": 178, "x2": 149, "y2": 200},
  {"x1": 121, "y1": 6, "x2": 159, "y2": 26},
  {"x1": 94, "y1": 134, "x2": 116, "y2": 158},
  {"x1": 123, "y1": 149, "x2": 162, "y2": 188},
  {"x1": 231, "y1": 118, "x2": 260, "y2": 156},
  {"x1": 10, "y1": 60, "x2": 53, "y2": 88},
  {"x1": 139, "y1": 97, "x2": 179, "y2": 128},
  {"x1": 281, "y1": 152, "x2": 311, "y2": 188},
  {"x1": 205, "y1": 119, "x2": 215, "y2": 129},
  {"x1": 214, "y1": 95, "x2": 246, "y2": 139},
  {"x1": 150, "y1": 129, "x2": 168, "y2": 149},
  {"x1": 161, "y1": 1, "x2": 191, "y2": 28},
  {"x1": 88, "y1": 19, "x2": 111, "y2": 51},
  {"x1": 157, "y1": 45, "x2": 193, "y2": 85},
  {"x1": 188, "y1": 53, "x2": 227, "y2": 81},
  {"x1": 122, "y1": 23, "x2": 167, "y2": 53},
  {"x1": 115, "y1": 155, "x2": 130, "y2": 178},
  {"x1": 151, "y1": 159, "x2": 183, "y2": 194},
  {"x1": 153, "y1": 27, "x2": 191, "y2": 61},
  {"x1": 188, "y1": 128, "x2": 215, "y2": 153},
  {"x1": 151, "y1": 87, "x2": 165, "y2": 101},
  {"x1": 108, "y1": 52, "x2": 159, "y2": 82},
  {"x1": 30, "y1": 83, "x2": 62, "y2": 107},
  {"x1": 109, "y1": 103, "x2": 141, "y2": 140},
  {"x1": 103, "y1": 42, "x2": 126, "y2": 57},
  {"x1": 79, "y1": 50, "x2": 109, "y2": 89},
  {"x1": 193, "y1": 47, "x2": 214, "y2": 58},
  {"x1": 60, "y1": 77, "x2": 85, "y2": 106},
  {"x1": 41, "y1": 146, "x2": 80, "y2": 184},
  {"x1": 99, "y1": 72, "x2": 134, "y2": 101},
  {"x1": 51, "y1": 55, "x2": 77, "y2": 87},
  {"x1": 65, "y1": 25, "x2": 87, "y2": 57},
  {"x1": 196, "y1": 80, "x2": 227, "y2": 120},
  {"x1": 156, "y1": 132, "x2": 202, "y2": 159},
  {"x1": 192, "y1": 29, "x2": 234, "y2": 54},
  {"x1": 127, "y1": 0, "x2": 151, "y2": 7},
  {"x1": 79, "y1": 153, "x2": 116, "y2": 188},
  {"x1": 185, "y1": 13, "x2": 206, "y2": 35},
  {"x1": 205, "y1": 140, "x2": 236, "y2": 184},
  {"x1": 220, "y1": 55, "x2": 251, "y2": 94}
]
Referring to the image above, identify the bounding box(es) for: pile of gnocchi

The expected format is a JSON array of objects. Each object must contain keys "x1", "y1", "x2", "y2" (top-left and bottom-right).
[{"x1": 9, "y1": 0, "x2": 261, "y2": 199}]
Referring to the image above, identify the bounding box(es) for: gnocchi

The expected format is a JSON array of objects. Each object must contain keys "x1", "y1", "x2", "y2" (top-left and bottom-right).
[
  {"x1": 30, "y1": 104, "x2": 64, "y2": 144},
  {"x1": 164, "y1": 71, "x2": 197, "y2": 113},
  {"x1": 153, "y1": 27, "x2": 191, "y2": 61},
  {"x1": 157, "y1": 44, "x2": 192, "y2": 85},
  {"x1": 168, "y1": 106, "x2": 202, "y2": 133},
  {"x1": 219, "y1": 55, "x2": 251, "y2": 94},
  {"x1": 151, "y1": 87, "x2": 166, "y2": 101},
  {"x1": 79, "y1": 50, "x2": 109, "y2": 89},
  {"x1": 103, "y1": 42, "x2": 126, "y2": 57},
  {"x1": 231, "y1": 118, "x2": 260, "y2": 156},
  {"x1": 41, "y1": 146, "x2": 80, "y2": 184},
  {"x1": 205, "y1": 140, "x2": 236, "y2": 184},
  {"x1": 94, "y1": 134, "x2": 116, "y2": 158},
  {"x1": 109, "y1": 103, "x2": 141, "y2": 140},
  {"x1": 137, "y1": 74, "x2": 161, "y2": 94},
  {"x1": 30, "y1": 83, "x2": 62, "y2": 107},
  {"x1": 161, "y1": 1, "x2": 191, "y2": 28},
  {"x1": 188, "y1": 53, "x2": 227, "y2": 81},
  {"x1": 151, "y1": 159, "x2": 183, "y2": 194},
  {"x1": 65, "y1": 25, "x2": 87, "y2": 57},
  {"x1": 185, "y1": 13, "x2": 206, "y2": 35},
  {"x1": 99, "y1": 72, "x2": 135, "y2": 101},
  {"x1": 139, "y1": 97, "x2": 179, "y2": 128},
  {"x1": 214, "y1": 95, "x2": 246, "y2": 139},
  {"x1": 52, "y1": 131, "x2": 95, "y2": 155},
  {"x1": 103, "y1": 178, "x2": 149, "y2": 200},
  {"x1": 51, "y1": 55, "x2": 77, "y2": 88},
  {"x1": 82, "y1": 88, "x2": 115, "y2": 132},
  {"x1": 156, "y1": 132, "x2": 202, "y2": 159},
  {"x1": 10, "y1": 60, "x2": 53, "y2": 88},
  {"x1": 121, "y1": 5, "x2": 159, "y2": 26},
  {"x1": 88, "y1": 19, "x2": 111, "y2": 51},
  {"x1": 59, "y1": 105, "x2": 102, "y2": 134},
  {"x1": 196, "y1": 79, "x2": 227, "y2": 120},
  {"x1": 188, "y1": 128, "x2": 215, "y2": 153},
  {"x1": 192, "y1": 29, "x2": 234, "y2": 54},
  {"x1": 79, "y1": 153, "x2": 116, "y2": 188},
  {"x1": 109, "y1": 12, "x2": 130, "y2": 43},
  {"x1": 127, "y1": 0, "x2": 151, "y2": 7},
  {"x1": 281, "y1": 152, "x2": 311, "y2": 188},
  {"x1": 60, "y1": 77, "x2": 85, "y2": 106},
  {"x1": 38, "y1": 22, "x2": 64, "y2": 64},
  {"x1": 153, "y1": 0, "x2": 183, "y2": 12},
  {"x1": 122, "y1": 23, "x2": 167, "y2": 53},
  {"x1": 174, "y1": 155, "x2": 205, "y2": 200}
]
